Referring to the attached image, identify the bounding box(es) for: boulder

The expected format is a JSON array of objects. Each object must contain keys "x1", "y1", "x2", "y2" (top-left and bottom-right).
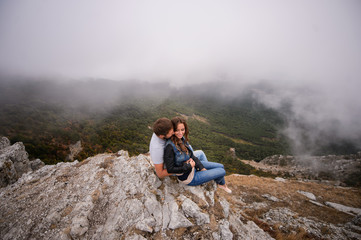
[
  {"x1": 0, "y1": 137, "x2": 11, "y2": 150},
  {"x1": 0, "y1": 137, "x2": 45, "y2": 188}
]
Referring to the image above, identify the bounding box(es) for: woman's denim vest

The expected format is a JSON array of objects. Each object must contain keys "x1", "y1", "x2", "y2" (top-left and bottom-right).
[{"x1": 166, "y1": 138, "x2": 194, "y2": 167}]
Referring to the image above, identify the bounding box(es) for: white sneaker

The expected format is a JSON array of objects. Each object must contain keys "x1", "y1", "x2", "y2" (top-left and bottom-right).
[{"x1": 218, "y1": 184, "x2": 232, "y2": 194}]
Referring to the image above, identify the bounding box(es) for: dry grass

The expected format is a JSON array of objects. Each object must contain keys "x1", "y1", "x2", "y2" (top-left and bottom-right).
[
  {"x1": 225, "y1": 175, "x2": 361, "y2": 224},
  {"x1": 91, "y1": 189, "x2": 101, "y2": 202},
  {"x1": 97, "y1": 156, "x2": 115, "y2": 169},
  {"x1": 217, "y1": 174, "x2": 361, "y2": 239},
  {"x1": 275, "y1": 227, "x2": 315, "y2": 240}
]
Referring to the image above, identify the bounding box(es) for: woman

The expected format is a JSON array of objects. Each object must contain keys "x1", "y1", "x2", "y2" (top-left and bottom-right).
[{"x1": 164, "y1": 117, "x2": 232, "y2": 193}]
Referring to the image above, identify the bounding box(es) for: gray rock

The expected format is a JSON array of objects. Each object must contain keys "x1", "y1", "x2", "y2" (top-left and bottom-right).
[
  {"x1": 0, "y1": 137, "x2": 10, "y2": 150},
  {"x1": 260, "y1": 154, "x2": 361, "y2": 186},
  {"x1": 262, "y1": 194, "x2": 280, "y2": 202},
  {"x1": 229, "y1": 214, "x2": 274, "y2": 240},
  {"x1": 309, "y1": 200, "x2": 325, "y2": 207},
  {"x1": 45, "y1": 210, "x2": 61, "y2": 224},
  {"x1": 262, "y1": 207, "x2": 353, "y2": 239},
  {"x1": 181, "y1": 196, "x2": 210, "y2": 225},
  {"x1": 136, "y1": 218, "x2": 154, "y2": 233},
  {"x1": 219, "y1": 198, "x2": 230, "y2": 218},
  {"x1": 184, "y1": 184, "x2": 208, "y2": 205},
  {"x1": 127, "y1": 234, "x2": 147, "y2": 240},
  {"x1": 117, "y1": 150, "x2": 129, "y2": 157},
  {"x1": 219, "y1": 220, "x2": 233, "y2": 240},
  {"x1": 1, "y1": 142, "x2": 31, "y2": 176},
  {"x1": 70, "y1": 216, "x2": 89, "y2": 238},
  {"x1": 167, "y1": 195, "x2": 193, "y2": 229},
  {"x1": 212, "y1": 232, "x2": 220, "y2": 240},
  {"x1": 275, "y1": 177, "x2": 286, "y2": 182},
  {"x1": 30, "y1": 159, "x2": 45, "y2": 171},
  {"x1": 297, "y1": 190, "x2": 317, "y2": 200},
  {"x1": 352, "y1": 214, "x2": 361, "y2": 226},
  {"x1": 0, "y1": 158, "x2": 18, "y2": 187},
  {"x1": 4, "y1": 149, "x2": 347, "y2": 239},
  {"x1": 325, "y1": 202, "x2": 361, "y2": 216},
  {"x1": 0, "y1": 137, "x2": 45, "y2": 188}
]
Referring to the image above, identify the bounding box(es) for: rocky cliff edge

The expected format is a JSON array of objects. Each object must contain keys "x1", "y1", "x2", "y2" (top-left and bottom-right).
[{"x1": 1, "y1": 142, "x2": 361, "y2": 239}]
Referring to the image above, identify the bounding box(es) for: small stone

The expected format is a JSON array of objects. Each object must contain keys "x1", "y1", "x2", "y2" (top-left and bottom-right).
[
  {"x1": 297, "y1": 191, "x2": 316, "y2": 201},
  {"x1": 325, "y1": 202, "x2": 361, "y2": 216},
  {"x1": 309, "y1": 200, "x2": 324, "y2": 207},
  {"x1": 262, "y1": 194, "x2": 279, "y2": 202},
  {"x1": 275, "y1": 177, "x2": 286, "y2": 182}
]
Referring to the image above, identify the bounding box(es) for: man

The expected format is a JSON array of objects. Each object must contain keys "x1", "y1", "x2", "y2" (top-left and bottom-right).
[
  {"x1": 149, "y1": 117, "x2": 208, "y2": 178},
  {"x1": 149, "y1": 118, "x2": 174, "y2": 178}
]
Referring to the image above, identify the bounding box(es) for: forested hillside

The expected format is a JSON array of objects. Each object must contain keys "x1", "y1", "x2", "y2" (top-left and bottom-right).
[{"x1": 1, "y1": 78, "x2": 359, "y2": 174}]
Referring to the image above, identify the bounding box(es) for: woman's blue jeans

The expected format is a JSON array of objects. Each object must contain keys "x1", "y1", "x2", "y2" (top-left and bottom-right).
[{"x1": 187, "y1": 161, "x2": 226, "y2": 186}]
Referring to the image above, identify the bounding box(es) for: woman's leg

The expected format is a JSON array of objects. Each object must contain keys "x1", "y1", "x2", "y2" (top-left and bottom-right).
[
  {"x1": 187, "y1": 167, "x2": 226, "y2": 186},
  {"x1": 201, "y1": 161, "x2": 224, "y2": 170}
]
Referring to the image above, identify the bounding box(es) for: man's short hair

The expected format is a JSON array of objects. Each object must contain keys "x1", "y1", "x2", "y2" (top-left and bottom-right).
[{"x1": 153, "y1": 118, "x2": 173, "y2": 136}]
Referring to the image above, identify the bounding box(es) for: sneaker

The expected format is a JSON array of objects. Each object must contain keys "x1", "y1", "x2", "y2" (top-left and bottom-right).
[{"x1": 218, "y1": 184, "x2": 232, "y2": 194}]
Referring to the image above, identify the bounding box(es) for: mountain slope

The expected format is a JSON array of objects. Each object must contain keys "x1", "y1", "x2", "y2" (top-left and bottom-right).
[
  {"x1": 0, "y1": 78, "x2": 291, "y2": 169},
  {"x1": 1, "y1": 78, "x2": 360, "y2": 173}
]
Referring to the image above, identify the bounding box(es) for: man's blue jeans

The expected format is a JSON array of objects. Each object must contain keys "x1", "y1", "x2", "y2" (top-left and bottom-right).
[
  {"x1": 193, "y1": 150, "x2": 208, "y2": 162},
  {"x1": 187, "y1": 161, "x2": 226, "y2": 186}
]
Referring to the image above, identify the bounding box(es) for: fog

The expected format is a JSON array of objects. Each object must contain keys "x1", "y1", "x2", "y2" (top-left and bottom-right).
[
  {"x1": 0, "y1": 0, "x2": 361, "y2": 154},
  {"x1": 250, "y1": 80, "x2": 361, "y2": 154},
  {"x1": 1, "y1": 0, "x2": 360, "y2": 84}
]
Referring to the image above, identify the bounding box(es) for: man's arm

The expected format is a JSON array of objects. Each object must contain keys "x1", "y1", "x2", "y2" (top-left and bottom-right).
[
  {"x1": 154, "y1": 163, "x2": 171, "y2": 178},
  {"x1": 150, "y1": 143, "x2": 171, "y2": 178}
]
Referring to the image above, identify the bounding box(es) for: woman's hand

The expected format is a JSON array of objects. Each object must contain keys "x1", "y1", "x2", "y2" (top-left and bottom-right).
[
  {"x1": 187, "y1": 158, "x2": 196, "y2": 168},
  {"x1": 200, "y1": 168, "x2": 207, "y2": 171}
]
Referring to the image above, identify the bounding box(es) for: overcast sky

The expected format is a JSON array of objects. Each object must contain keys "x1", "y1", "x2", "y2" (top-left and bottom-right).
[
  {"x1": 0, "y1": 0, "x2": 360, "y2": 85},
  {"x1": 0, "y1": 0, "x2": 361, "y2": 152}
]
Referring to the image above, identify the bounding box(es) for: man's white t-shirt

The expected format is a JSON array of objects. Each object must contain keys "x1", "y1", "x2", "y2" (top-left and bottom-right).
[{"x1": 149, "y1": 133, "x2": 166, "y2": 164}]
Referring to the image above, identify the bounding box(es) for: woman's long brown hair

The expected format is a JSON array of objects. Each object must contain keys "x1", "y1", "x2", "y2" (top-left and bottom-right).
[{"x1": 171, "y1": 117, "x2": 189, "y2": 153}]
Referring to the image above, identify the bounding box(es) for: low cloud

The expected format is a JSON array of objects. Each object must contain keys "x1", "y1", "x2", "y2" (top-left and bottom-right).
[{"x1": 251, "y1": 80, "x2": 361, "y2": 155}]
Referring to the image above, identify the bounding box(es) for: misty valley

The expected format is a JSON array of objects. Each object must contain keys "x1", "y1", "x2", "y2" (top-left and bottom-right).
[{"x1": 1, "y1": 77, "x2": 360, "y2": 183}]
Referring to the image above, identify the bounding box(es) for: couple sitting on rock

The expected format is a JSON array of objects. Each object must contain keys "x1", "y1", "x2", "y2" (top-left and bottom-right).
[{"x1": 149, "y1": 117, "x2": 232, "y2": 193}]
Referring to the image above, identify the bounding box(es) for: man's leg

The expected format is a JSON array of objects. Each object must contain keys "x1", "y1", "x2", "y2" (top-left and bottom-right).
[{"x1": 193, "y1": 150, "x2": 208, "y2": 162}]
